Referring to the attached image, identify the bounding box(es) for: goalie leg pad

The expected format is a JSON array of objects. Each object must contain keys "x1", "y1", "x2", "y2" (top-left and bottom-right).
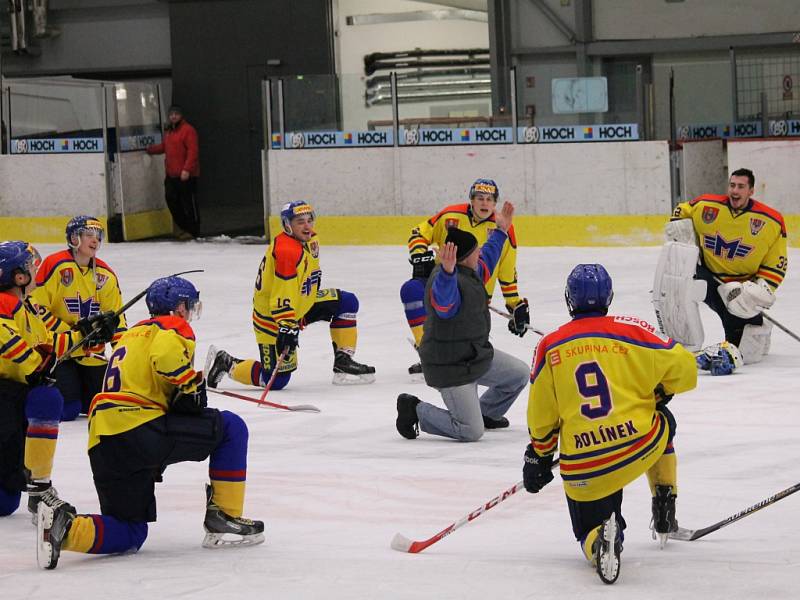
[
  {"x1": 737, "y1": 320, "x2": 773, "y2": 364},
  {"x1": 652, "y1": 242, "x2": 706, "y2": 351}
]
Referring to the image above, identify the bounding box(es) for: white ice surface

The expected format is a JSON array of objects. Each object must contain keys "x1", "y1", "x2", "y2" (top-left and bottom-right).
[{"x1": 3, "y1": 242, "x2": 799, "y2": 599}]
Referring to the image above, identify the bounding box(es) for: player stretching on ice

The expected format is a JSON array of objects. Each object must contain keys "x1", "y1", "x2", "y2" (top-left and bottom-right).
[
  {"x1": 205, "y1": 201, "x2": 375, "y2": 390},
  {"x1": 35, "y1": 276, "x2": 264, "y2": 570},
  {"x1": 400, "y1": 179, "x2": 530, "y2": 383},
  {"x1": 653, "y1": 168, "x2": 787, "y2": 367},
  {"x1": 523, "y1": 264, "x2": 696, "y2": 584}
]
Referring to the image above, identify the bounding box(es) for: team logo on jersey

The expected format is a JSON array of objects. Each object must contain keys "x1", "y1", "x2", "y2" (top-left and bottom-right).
[
  {"x1": 309, "y1": 240, "x2": 320, "y2": 258},
  {"x1": 301, "y1": 269, "x2": 322, "y2": 296},
  {"x1": 703, "y1": 234, "x2": 753, "y2": 260},
  {"x1": 95, "y1": 273, "x2": 108, "y2": 289},
  {"x1": 549, "y1": 349, "x2": 562, "y2": 367},
  {"x1": 63, "y1": 294, "x2": 101, "y2": 319},
  {"x1": 750, "y1": 218, "x2": 765, "y2": 236},
  {"x1": 60, "y1": 268, "x2": 74, "y2": 287},
  {"x1": 702, "y1": 206, "x2": 719, "y2": 224},
  {"x1": 445, "y1": 218, "x2": 459, "y2": 230}
]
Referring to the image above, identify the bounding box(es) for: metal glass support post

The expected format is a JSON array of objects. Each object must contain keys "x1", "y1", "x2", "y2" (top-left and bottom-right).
[
  {"x1": 156, "y1": 83, "x2": 164, "y2": 132},
  {"x1": 391, "y1": 71, "x2": 399, "y2": 147},
  {"x1": 729, "y1": 47, "x2": 738, "y2": 123},
  {"x1": 277, "y1": 79, "x2": 285, "y2": 147},
  {"x1": 509, "y1": 67, "x2": 517, "y2": 143},
  {"x1": 262, "y1": 78, "x2": 272, "y2": 240},
  {"x1": 109, "y1": 84, "x2": 126, "y2": 241},
  {"x1": 4, "y1": 86, "x2": 11, "y2": 154},
  {"x1": 263, "y1": 79, "x2": 273, "y2": 151},
  {"x1": 635, "y1": 64, "x2": 645, "y2": 139},
  {"x1": 101, "y1": 85, "x2": 117, "y2": 237},
  {"x1": 760, "y1": 91, "x2": 769, "y2": 137}
]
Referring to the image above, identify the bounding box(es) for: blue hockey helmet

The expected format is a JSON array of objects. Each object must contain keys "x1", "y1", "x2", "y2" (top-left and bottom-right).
[
  {"x1": 565, "y1": 264, "x2": 613, "y2": 316},
  {"x1": 280, "y1": 201, "x2": 316, "y2": 235},
  {"x1": 146, "y1": 276, "x2": 202, "y2": 320},
  {"x1": 66, "y1": 215, "x2": 105, "y2": 248},
  {"x1": 468, "y1": 178, "x2": 499, "y2": 201},
  {"x1": 0, "y1": 241, "x2": 41, "y2": 290}
]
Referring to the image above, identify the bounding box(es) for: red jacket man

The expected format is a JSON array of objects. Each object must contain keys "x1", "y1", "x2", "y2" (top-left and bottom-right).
[{"x1": 147, "y1": 105, "x2": 201, "y2": 239}]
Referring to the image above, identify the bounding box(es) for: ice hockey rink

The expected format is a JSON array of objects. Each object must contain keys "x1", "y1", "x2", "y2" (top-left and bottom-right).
[{"x1": 4, "y1": 241, "x2": 799, "y2": 599}]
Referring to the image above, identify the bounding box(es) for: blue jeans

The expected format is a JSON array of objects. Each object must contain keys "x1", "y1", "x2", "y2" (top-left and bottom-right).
[{"x1": 417, "y1": 349, "x2": 529, "y2": 442}]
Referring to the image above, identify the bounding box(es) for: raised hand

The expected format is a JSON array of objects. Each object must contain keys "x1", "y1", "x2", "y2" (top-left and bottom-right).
[
  {"x1": 437, "y1": 241, "x2": 458, "y2": 274},
  {"x1": 494, "y1": 201, "x2": 515, "y2": 232}
]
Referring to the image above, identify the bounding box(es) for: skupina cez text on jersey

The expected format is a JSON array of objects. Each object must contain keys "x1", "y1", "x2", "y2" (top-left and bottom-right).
[{"x1": 528, "y1": 314, "x2": 696, "y2": 502}]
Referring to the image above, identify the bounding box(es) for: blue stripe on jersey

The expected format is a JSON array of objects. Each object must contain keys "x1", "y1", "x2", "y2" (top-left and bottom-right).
[
  {"x1": 157, "y1": 363, "x2": 190, "y2": 378},
  {"x1": 0, "y1": 335, "x2": 23, "y2": 354},
  {"x1": 558, "y1": 430, "x2": 643, "y2": 461},
  {"x1": 561, "y1": 416, "x2": 666, "y2": 481},
  {"x1": 13, "y1": 348, "x2": 33, "y2": 364}
]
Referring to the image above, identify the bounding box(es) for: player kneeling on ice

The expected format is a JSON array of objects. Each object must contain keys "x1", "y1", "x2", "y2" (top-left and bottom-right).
[
  {"x1": 206, "y1": 201, "x2": 375, "y2": 390},
  {"x1": 653, "y1": 168, "x2": 786, "y2": 365},
  {"x1": 524, "y1": 264, "x2": 697, "y2": 584},
  {"x1": 400, "y1": 178, "x2": 530, "y2": 379},
  {"x1": 395, "y1": 202, "x2": 530, "y2": 442},
  {"x1": 36, "y1": 276, "x2": 264, "y2": 570},
  {"x1": 1, "y1": 241, "x2": 103, "y2": 524}
]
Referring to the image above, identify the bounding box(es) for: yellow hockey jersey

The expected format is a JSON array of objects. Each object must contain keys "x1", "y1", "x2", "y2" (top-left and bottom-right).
[
  {"x1": 528, "y1": 314, "x2": 697, "y2": 502},
  {"x1": 32, "y1": 250, "x2": 127, "y2": 365},
  {"x1": 408, "y1": 203, "x2": 522, "y2": 309},
  {"x1": 672, "y1": 194, "x2": 788, "y2": 289},
  {"x1": 0, "y1": 291, "x2": 83, "y2": 384},
  {"x1": 252, "y1": 232, "x2": 322, "y2": 344},
  {"x1": 87, "y1": 315, "x2": 201, "y2": 449}
]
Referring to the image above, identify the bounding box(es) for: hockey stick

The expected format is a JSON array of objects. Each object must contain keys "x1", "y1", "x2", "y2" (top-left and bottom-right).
[
  {"x1": 488, "y1": 305, "x2": 544, "y2": 336},
  {"x1": 208, "y1": 388, "x2": 320, "y2": 413},
  {"x1": 391, "y1": 458, "x2": 559, "y2": 554},
  {"x1": 669, "y1": 481, "x2": 800, "y2": 542},
  {"x1": 712, "y1": 275, "x2": 800, "y2": 343},
  {"x1": 258, "y1": 347, "x2": 289, "y2": 405},
  {"x1": 50, "y1": 269, "x2": 205, "y2": 372}
]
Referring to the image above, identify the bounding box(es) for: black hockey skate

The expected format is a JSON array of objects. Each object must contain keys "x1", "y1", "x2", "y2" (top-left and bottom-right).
[
  {"x1": 205, "y1": 345, "x2": 238, "y2": 388},
  {"x1": 332, "y1": 350, "x2": 376, "y2": 385},
  {"x1": 408, "y1": 361, "x2": 424, "y2": 382},
  {"x1": 396, "y1": 394, "x2": 421, "y2": 439},
  {"x1": 36, "y1": 493, "x2": 76, "y2": 569},
  {"x1": 650, "y1": 484, "x2": 678, "y2": 548},
  {"x1": 27, "y1": 479, "x2": 58, "y2": 526},
  {"x1": 593, "y1": 512, "x2": 622, "y2": 585},
  {"x1": 482, "y1": 415, "x2": 510, "y2": 429},
  {"x1": 203, "y1": 485, "x2": 265, "y2": 549}
]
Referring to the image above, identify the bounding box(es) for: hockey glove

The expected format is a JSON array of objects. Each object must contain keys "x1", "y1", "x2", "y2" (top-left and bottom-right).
[
  {"x1": 276, "y1": 322, "x2": 300, "y2": 356},
  {"x1": 409, "y1": 250, "x2": 436, "y2": 280},
  {"x1": 76, "y1": 311, "x2": 120, "y2": 346},
  {"x1": 696, "y1": 341, "x2": 742, "y2": 376},
  {"x1": 507, "y1": 299, "x2": 530, "y2": 337},
  {"x1": 523, "y1": 444, "x2": 554, "y2": 494},
  {"x1": 25, "y1": 345, "x2": 56, "y2": 386},
  {"x1": 654, "y1": 383, "x2": 673, "y2": 405},
  {"x1": 171, "y1": 379, "x2": 207, "y2": 415},
  {"x1": 718, "y1": 278, "x2": 775, "y2": 319}
]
